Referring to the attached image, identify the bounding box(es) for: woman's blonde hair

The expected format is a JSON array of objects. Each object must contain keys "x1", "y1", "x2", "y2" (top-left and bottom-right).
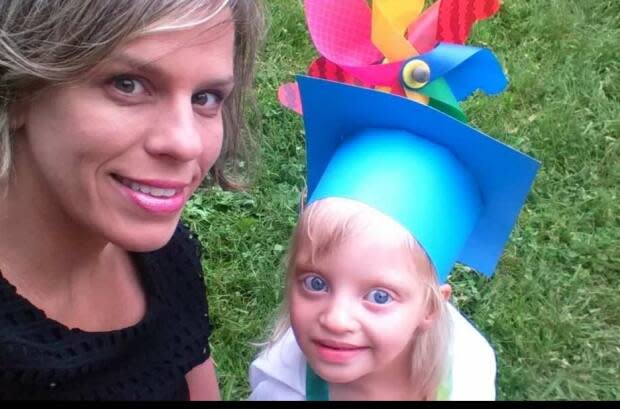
[
  {"x1": 267, "y1": 197, "x2": 452, "y2": 400},
  {"x1": 0, "y1": 0, "x2": 265, "y2": 188}
]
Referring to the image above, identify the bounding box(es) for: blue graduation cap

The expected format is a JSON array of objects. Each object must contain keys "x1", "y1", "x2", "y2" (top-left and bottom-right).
[{"x1": 300, "y1": 75, "x2": 540, "y2": 283}]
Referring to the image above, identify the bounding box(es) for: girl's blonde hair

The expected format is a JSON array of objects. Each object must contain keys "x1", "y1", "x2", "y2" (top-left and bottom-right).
[
  {"x1": 0, "y1": 0, "x2": 265, "y2": 188},
  {"x1": 268, "y1": 197, "x2": 452, "y2": 400}
]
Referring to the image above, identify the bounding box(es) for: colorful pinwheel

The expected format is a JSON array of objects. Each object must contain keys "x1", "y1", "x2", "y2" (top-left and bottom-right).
[{"x1": 278, "y1": 0, "x2": 508, "y2": 122}]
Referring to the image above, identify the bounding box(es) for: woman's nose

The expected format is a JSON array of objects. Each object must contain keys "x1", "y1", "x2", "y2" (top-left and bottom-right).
[{"x1": 145, "y1": 97, "x2": 205, "y2": 162}]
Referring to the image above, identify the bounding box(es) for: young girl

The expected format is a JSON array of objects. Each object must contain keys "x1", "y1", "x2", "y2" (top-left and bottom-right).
[
  {"x1": 249, "y1": 196, "x2": 497, "y2": 400},
  {"x1": 248, "y1": 75, "x2": 538, "y2": 402}
]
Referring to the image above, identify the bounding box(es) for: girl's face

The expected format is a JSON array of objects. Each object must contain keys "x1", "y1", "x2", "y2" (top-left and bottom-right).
[
  {"x1": 11, "y1": 9, "x2": 235, "y2": 251},
  {"x1": 289, "y1": 217, "x2": 436, "y2": 386}
]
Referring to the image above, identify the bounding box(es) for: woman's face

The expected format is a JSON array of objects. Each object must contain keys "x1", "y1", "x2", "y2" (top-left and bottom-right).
[{"x1": 12, "y1": 9, "x2": 235, "y2": 251}]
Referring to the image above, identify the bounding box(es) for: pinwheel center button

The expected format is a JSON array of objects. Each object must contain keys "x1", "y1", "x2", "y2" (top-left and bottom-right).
[{"x1": 401, "y1": 59, "x2": 431, "y2": 90}]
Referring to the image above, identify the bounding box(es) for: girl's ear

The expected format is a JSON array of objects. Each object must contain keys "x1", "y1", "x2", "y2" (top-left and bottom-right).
[
  {"x1": 439, "y1": 283, "x2": 452, "y2": 302},
  {"x1": 419, "y1": 284, "x2": 452, "y2": 330},
  {"x1": 298, "y1": 186, "x2": 308, "y2": 215}
]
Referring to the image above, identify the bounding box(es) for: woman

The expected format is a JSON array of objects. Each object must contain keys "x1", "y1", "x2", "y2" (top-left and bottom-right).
[{"x1": 0, "y1": 0, "x2": 264, "y2": 400}]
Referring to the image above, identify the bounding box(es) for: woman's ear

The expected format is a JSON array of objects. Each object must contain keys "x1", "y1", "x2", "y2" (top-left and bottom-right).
[{"x1": 8, "y1": 99, "x2": 28, "y2": 132}]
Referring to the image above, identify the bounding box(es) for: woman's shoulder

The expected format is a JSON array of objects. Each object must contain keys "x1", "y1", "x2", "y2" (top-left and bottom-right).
[
  {"x1": 248, "y1": 328, "x2": 306, "y2": 400},
  {"x1": 136, "y1": 222, "x2": 204, "y2": 291},
  {"x1": 160, "y1": 223, "x2": 203, "y2": 261}
]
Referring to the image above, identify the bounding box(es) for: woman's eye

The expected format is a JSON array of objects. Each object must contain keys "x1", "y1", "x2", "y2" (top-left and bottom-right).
[
  {"x1": 365, "y1": 289, "x2": 392, "y2": 305},
  {"x1": 192, "y1": 91, "x2": 221, "y2": 107},
  {"x1": 112, "y1": 77, "x2": 144, "y2": 95},
  {"x1": 302, "y1": 275, "x2": 328, "y2": 292}
]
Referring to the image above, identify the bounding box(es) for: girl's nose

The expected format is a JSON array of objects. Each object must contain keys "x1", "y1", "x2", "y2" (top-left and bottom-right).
[
  {"x1": 319, "y1": 298, "x2": 358, "y2": 334},
  {"x1": 145, "y1": 97, "x2": 205, "y2": 162}
]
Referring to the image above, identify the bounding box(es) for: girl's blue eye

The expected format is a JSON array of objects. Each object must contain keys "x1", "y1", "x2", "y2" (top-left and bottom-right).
[
  {"x1": 192, "y1": 91, "x2": 221, "y2": 107},
  {"x1": 365, "y1": 289, "x2": 392, "y2": 305},
  {"x1": 302, "y1": 275, "x2": 328, "y2": 292}
]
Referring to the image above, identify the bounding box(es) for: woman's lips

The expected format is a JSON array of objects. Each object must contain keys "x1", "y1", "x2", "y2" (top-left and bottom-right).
[{"x1": 114, "y1": 174, "x2": 188, "y2": 215}]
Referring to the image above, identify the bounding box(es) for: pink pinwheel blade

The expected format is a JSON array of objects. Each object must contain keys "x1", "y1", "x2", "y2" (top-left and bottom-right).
[
  {"x1": 343, "y1": 61, "x2": 403, "y2": 87},
  {"x1": 407, "y1": 0, "x2": 440, "y2": 54},
  {"x1": 305, "y1": 0, "x2": 383, "y2": 67},
  {"x1": 277, "y1": 82, "x2": 303, "y2": 115}
]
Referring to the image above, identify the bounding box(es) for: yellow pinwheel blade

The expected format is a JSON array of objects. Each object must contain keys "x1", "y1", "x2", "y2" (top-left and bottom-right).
[{"x1": 371, "y1": 0, "x2": 424, "y2": 62}]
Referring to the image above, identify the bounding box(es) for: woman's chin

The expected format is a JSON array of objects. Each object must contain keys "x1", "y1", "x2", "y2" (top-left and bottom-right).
[{"x1": 110, "y1": 222, "x2": 181, "y2": 253}]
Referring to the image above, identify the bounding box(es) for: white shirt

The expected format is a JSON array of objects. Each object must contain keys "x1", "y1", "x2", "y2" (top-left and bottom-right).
[{"x1": 248, "y1": 303, "x2": 496, "y2": 400}]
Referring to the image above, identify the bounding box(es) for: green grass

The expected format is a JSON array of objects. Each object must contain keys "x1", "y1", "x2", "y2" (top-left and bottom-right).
[{"x1": 182, "y1": 0, "x2": 620, "y2": 400}]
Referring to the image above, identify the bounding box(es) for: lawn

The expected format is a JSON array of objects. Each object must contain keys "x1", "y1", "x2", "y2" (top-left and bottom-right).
[{"x1": 182, "y1": 0, "x2": 620, "y2": 400}]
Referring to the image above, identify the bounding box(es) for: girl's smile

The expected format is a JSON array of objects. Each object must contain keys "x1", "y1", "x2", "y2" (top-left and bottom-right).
[{"x1": 312, "y1": 339, "x2": 370, "y2": 364}]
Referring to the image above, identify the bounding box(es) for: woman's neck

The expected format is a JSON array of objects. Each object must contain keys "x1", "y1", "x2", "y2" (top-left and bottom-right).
[
  {"x1": 0, "y1": 178, "x2": 110, "y2": 282},
  {"x1": 0, "y1": 178, "x2": 141, "y2": 331}
]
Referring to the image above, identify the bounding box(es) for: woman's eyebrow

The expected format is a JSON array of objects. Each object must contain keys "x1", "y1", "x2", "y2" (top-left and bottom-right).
[
  {"x1": 105, "y1": 53, "x2": 235, "y2": 89},
  {"x1": 106, "y1": 53, "x2": 161, "y2": 76}
]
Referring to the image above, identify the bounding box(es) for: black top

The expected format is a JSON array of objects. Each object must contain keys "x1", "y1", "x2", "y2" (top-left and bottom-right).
[{"x1": 0, "y1": 223, "x2": 211, "y2": 400}]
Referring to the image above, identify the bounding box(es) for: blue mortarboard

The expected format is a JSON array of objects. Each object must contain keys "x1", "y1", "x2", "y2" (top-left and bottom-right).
[{"x1": 300, "y1": 75, "x2": 540, "y2": 283}]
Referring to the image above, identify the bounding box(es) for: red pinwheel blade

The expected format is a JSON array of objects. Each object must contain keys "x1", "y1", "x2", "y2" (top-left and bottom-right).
[
  {"x1": 437, "y1": 0, "x2": 501, "y2": 44},
  {"x1": 277, "y1": 57, "x2": 369, "y2": 115},
  {"x1": 308, "y1": 57, "x2": 367, "y2": 86}
]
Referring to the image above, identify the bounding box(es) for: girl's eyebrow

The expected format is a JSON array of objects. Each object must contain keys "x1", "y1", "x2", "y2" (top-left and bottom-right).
[
  {"x1": 293, "y1": 254, "x2": 323, "y2": 276},
  {"x1": 293, "y1": 261, "x2": 315, "y2": 274},
  {"x1": 356, "y1": 269, "x2": 416, "y2": 293}
]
